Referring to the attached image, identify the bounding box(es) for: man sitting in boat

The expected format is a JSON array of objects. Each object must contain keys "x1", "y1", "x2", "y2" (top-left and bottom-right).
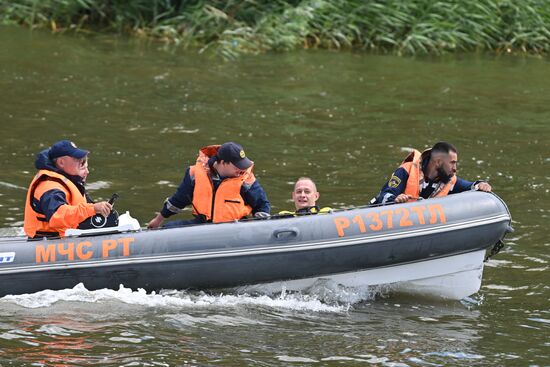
[
  {"x1": 147, "y1": 142, "x2": 270, "y2": 228},
  {"x1": 279, "y1": 177, "x2": 331, "y2": 216},
  {"x1": 372, "y1": 141, "x2": 492, "y2": 205},
  {"x1": 23, "y1": 140, "x2": 113, "y2": 239}
]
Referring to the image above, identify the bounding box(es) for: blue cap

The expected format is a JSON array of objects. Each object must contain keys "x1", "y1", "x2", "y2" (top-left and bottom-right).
[
  {"x1": 48, "y1": 140, "x2": 89, "y2": 160},
  {"x1": 217, "y1": 142, "x2": 253, "y2": 170}
]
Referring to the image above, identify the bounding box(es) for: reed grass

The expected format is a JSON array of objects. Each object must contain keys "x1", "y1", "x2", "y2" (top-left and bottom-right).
[{"x1": 1, "y1": 0, "x2": 548, "y2": 58}]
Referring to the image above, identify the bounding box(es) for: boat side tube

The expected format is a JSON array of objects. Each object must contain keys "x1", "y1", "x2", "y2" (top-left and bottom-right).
[{"x1": 0, "y1": 191, "x2": 512, "y2": 297}]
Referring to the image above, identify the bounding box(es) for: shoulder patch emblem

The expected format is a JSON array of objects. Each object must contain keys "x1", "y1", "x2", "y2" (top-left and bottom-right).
[{"x1": 388, "y1": 174, "x2": 401, "y2": 188}]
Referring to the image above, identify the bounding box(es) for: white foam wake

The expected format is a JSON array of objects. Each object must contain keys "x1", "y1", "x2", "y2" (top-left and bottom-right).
[{"x1": 1, "y1": 283, "x2": 349, "y2": 313}]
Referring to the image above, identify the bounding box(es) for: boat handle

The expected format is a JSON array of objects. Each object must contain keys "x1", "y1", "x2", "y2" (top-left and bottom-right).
[{"x1": 273, "y1": 228, "x2": 299, "y2": 239}]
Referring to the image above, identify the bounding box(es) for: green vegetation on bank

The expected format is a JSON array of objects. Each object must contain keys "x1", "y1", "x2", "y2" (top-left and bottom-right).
[{"x1": 1, "y1": 0, "x2": 549, "y2": 58}]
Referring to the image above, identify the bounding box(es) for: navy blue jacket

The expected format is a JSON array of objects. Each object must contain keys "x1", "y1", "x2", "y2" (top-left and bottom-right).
[
  {"x1": 373, "y1": 164, "x2": 482, "y2": 205},
  {"x1": 160, "y1": 162, "x2": 271, "y2": 219},
  {"x1": 31, "y1": 150, "x2": 91, "y2": 221}
]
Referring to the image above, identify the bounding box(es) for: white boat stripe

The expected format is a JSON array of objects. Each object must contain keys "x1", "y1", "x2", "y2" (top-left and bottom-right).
[{"x1": 0, "y1": 214, "x2": 510, "y2": 274}]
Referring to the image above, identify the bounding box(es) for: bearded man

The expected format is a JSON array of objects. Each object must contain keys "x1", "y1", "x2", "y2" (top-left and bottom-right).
[{"x1": 373, "y1": 141, "x2": 492, "y2": 205}]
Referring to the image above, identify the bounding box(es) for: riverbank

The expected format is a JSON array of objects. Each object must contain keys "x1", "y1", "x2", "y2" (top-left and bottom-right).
[{"x1": 1, "y1": 0, "x2": 549, "y2": 58}]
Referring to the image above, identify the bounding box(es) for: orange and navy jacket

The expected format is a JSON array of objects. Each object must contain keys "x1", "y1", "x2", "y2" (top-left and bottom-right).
[
  {"x1": 160, "y1": 145, "x2": 270, "y2": 223},
  {"x1": 24, "y1": 149, "x2": 95, "y2": 238},
  {"x1": 373, "y1": 148, "x2": 480, "y2": 205}
]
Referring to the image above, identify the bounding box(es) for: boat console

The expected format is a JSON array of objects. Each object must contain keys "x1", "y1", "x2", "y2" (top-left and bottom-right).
[{"x1": 65, "y1": 211, "x2": 141, "y2": 237}]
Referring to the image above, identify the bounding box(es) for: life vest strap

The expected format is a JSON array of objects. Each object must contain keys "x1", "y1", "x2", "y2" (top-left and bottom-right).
[
  {"x1": 28, "y1": 230, "x2": 60, "y2": 241},
  {"x1": 28, "y1": 175, "x2": 73, "y2": 214}
]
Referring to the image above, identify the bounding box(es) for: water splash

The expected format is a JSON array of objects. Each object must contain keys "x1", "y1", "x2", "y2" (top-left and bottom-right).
[
  {"x1": 460, "y1": 293, "x2": 484, "y2": 309},
  {"x1": 235, "y1": 278, "x2": 390, "y2": 306},
  {"x1": 1, "y1": 283, "x2": 348, "y2": 313}
]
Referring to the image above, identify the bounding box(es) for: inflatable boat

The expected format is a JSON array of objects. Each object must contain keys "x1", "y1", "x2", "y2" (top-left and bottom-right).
[{"x1": 0, "y1": 191, "x2": 512, "y2": 300}]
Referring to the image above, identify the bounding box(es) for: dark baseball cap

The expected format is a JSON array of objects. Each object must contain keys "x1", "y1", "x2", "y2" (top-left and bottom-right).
[
  {"x1": 217, "y1": 142, "x2": 253, "y2": 170},
  {"x1": 48, "y1": 140, "x2": 89, "y2": 160}
]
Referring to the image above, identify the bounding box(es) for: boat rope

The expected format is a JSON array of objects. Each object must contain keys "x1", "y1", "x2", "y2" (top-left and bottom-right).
[{"x1": 484, "y1": 239, "x2": 505, "y2": 262}]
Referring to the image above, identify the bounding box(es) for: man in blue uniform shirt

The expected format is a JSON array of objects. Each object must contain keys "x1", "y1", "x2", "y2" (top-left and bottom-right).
[
  {"x1": 147, "y1": 142, "x2": 270, "y2": 228},
  {"x1": 373, "y1": 141, "x2": 492, "y2": 205}
]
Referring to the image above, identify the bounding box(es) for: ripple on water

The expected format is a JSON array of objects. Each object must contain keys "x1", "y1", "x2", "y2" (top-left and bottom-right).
[
  {"x1": 0, "y1": 329, "x2": 33, "y2": 340},
  {"x1": 425, "y1": 351, "x2": 484, "y2": 360},
  {"x1": 483, "y1": 259, "x2": 513, "y2": 268},
  {"x1": 85, "y1": 180, "x2": 111, "y2": 190},
  {"x1": 36, "y1": 324, "x2": 79, "y2": 336},
  {"x1": 527, "y1": 318, "x2": 550, "y2": 325},
  {"x1": 483, "y1": 284, "x2": 529, "y2": 291},
  {"x1": 0, "y1": 181, "x2": 26, "y2": 190},
  {"x1": 165, "y1": 313, "x2": 268, "y2": 328},
  {"x1": 159, "y1": 126, "x2": 199, "y2": 134},
  {"x1": 0, "y1": 227, "x2": 24, "y2": 236},
  {"x1": 275, "y1": 355, "x2": 319, "y2": 363},
  {"x1": 109, "y1": 336, "x2": 146, "y2": 344}
]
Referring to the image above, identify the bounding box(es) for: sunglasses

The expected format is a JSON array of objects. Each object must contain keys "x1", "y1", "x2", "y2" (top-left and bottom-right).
[{"x1": 71, "y1": 156, "x2": 88, "y2": 168}]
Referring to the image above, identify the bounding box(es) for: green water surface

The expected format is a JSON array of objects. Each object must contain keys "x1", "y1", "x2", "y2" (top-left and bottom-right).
[{"x1": 0, "y1": 26, "x2": 548, "y2": 366}]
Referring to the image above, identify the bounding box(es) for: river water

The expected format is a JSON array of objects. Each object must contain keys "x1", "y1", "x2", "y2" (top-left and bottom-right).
[{"x1": 0, "y1": 26, "x2": 548, "y2": 366}]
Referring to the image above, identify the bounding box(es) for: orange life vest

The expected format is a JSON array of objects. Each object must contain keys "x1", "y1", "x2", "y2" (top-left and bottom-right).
[
  {"x1": 400, "y1": 149, "x2": 457, "y2": 202},
  {"x1": 24, "y1": 170, "x2": 95, "y2": 238},
  {"x1": 189, "y1": 145, "x2": 255, "y2": 223}
]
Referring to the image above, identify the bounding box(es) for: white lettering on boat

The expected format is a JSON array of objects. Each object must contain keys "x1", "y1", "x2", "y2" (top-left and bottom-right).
[{"x1": 0, "y1": 252, "x2": 15, "y2": 264}]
